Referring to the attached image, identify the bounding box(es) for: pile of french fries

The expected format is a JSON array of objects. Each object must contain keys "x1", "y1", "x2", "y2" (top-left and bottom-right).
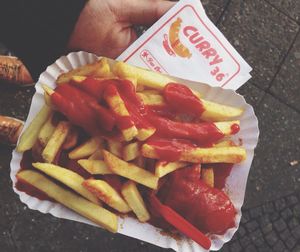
[{"x1": 16, "y1": 58, "x2": 246, "y2": 235}]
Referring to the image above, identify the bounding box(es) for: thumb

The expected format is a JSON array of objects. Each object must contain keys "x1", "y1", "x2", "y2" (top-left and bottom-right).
[{"x1": 121, "y1": 0, "x2": 176, "y2": 25}]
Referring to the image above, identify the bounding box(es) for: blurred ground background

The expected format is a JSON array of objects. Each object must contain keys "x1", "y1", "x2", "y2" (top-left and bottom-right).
[{"x1": 0, "y1": 0, "x2": 299, "y2": 251}]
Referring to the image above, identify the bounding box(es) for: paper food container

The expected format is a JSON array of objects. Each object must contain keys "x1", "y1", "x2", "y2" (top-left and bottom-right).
[{"x1": 10, "y1": 51, "x2": 259, "y2": 251}]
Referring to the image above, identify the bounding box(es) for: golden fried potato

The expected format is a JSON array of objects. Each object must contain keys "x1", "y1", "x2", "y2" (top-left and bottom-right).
[
  {"x1": 121, "y1": 181, "x2": 150, "y2": 222},
  {"x1": 32, "y1": 162, "x2": 98, "y2": 204},
  {"x1": 83, "y1": 179, "x2": 131, "y2": 213},
  {"x1": 215, "y1": 121, "x2": 240, "y2": 135},
  {"x1": 43, "y1": 85, "x2": 54, "y2": 107},
  {"x1": 38, "y1": 113, "x2": 56, "y2": 147},
  {"x1": 69, "y1": 137, "x2": 103, "y2": 159},
  {"x1": 137, "y1": 92, "x2": 166, "y2": 106},
  {"x1": 214, "y1": 140, "x2": 236, "y2": 147},
  {"x1": 113, "y1": 61, "x2": 174, "y2": 90},
  {"x1": 17, "y1": 105, "x2": 52, "y2": 152},
  {"x1": 78, "y1": 159, "x2": 112, "y2": 175},
  {"x1": 62, "y1": 126, "x2": 79, "y2": 150},
  {"x1": 107, "y1": 139, "x2": 123, "y2": 158},
  {"x1": 137, "y1": 92, "x2": 243, "y2": 121},
  {"x1": 136, "y1": 127, "x2": 156, "y2": 141},
  {"x1": 142, "y1": 144, "x2": 246, "y2": 164},
  {"x1": 104, "y1": 86, "x2": 138, "y2": 141},
  {"x1": 42, "y1": 121, "x2": 70, "y2": 163},
  {"x1": 56, "y1": 58, "x2": 112, "y2": 84},
  {"x1": 17, "y1": 170, "x2": 118, "y2": 233},
  {"x1": 201, "y1": 168, "x2": 214, "y2": 187},
  {"x1": 103, "y1": 150, "x2": 158, "y2": 189},
  {"x1": 201, "y1": 100, "x2": 243, "y2": 121},
  {"x1": 123, "y1": 142, "x2": 139, "y2": 161},
  {"x1": 155, "y1": 161, "x2": 188, "y2": 178}
]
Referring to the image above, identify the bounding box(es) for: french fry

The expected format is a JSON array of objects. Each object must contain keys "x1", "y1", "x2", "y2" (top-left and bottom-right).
[
  {"x1": 83, "y1": 179, "x2": 131, "y2": 213},
  {"x1": 214, "y1": 140, "x2": 236, "y2": 147},
  {"x1": 142, "y1": 144, "x2": 246, "y2": 164},
  {"x1": 107, "y1": 139, "x2": 122, "y2": 158},
  {"x1": 32, "y1": 162, "x2": 99, "y2": 204},
  {"x1": 201, "y1": 168, "x2": 214, "y2": 188},
  {"x1": 70, "y1": 75, "x2": 119, "y2": 88},
  {"x1": 93, "y1": 58, "x2": 113, "y2": 78},
  {"x1": 121, "y1": 181, "x2": 150, "y2": 222},
  {"x1": 17, "y1": 170, "x2": 118, "y2": 233},
  {"x1": 44, "y1": 91, "x2": 52, "y2": 107},
  {"x1": 42, "y1": 121, "x2": 70, "y2": 163},
  {"x1": 42, "y1": 84, "x2": 54, "y2": 96},
  {"x1": 104, "y1": 85, "x2": 138, "y2": 141},
  {"x1": 137, "y1": 92, "x2": 243, "y2": 121},
  {"x1": 37, "y1": 113, "x2": 56, "y2": 147},
  {"x1": 56, "y1": 58, "x2": 112, "y2": 84},
  {"x1": 136, "y1": 127, "x2": 156, "y2": 141},
  {"x1": 201, "y1": 100, "x2": 243, "y2": 121},
  {"x1": 78, "y1": 159, "x2": 112, "y2": 175},
  {"x1": 113, "y1": 61, "x2": 174, "y2": 90},
  {"x1": 155, "y1": 161, "x2": 188, "y2": 178},
  {"x1": 17, "y1": 105, "x2": 52, "y2": 152},
  {"x1": 123, "y1": 142, "x2": 139, "y2": 161},
  {"x1": 113, "y1": 62, "x2": 203, "y2": 99},
  {"x1": 215, "y1": 121, "x2": 240, "y2": 135},
  {"x1": 137, "y1": 92, "x2": 166, "y2": 106},
  {"x1": 62, "y1": 126, "x2": 79, "y2": 150},
  {"x1": 88, "y1": 149, "x2": 104, "y2": 160},
  {"x1": 71, "y1": 75, "x2": 87, "y2": 83},
  {"x1": 103, "y1": 150, "x2": 158, "y2": 189},
  {"x1": 42, "y1": 84, "x2": 55, "y2": 108},
  {"x1": 69, "y1": 137, "x2": 102, "y2": 159}
]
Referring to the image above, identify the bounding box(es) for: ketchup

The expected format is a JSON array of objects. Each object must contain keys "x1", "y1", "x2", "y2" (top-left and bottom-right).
[
  {"x1": 163, "y1": 83, "x2": 205, "y2": 116},
  {"x1": 161, "y1": 166, "x2": 236, "y2": 234},
  {"x1": 59, "y1": 152, "x2": 91, "y2": 179},
  {"x1": 71, "y1": 76, "x2": 108, "y2": 101},
  {"x1": 115, "y1": 79, "x2": 154, "y2": 131},
  {"x1": 209, "y1": 163, "x2": 233, "y2": 189},
  {"x1": 146, "y1": 138, "x2": 195, "y2": 162},
  {"x1": 148, "y1": 115, "x2": 224, "y2": 146},
  {"x1": 16, "y1": 151, "x2": 54, "y2": 201},
  {"x1": 103, "y1": 83, "x2": 135, "y2": 130},
  {"x1": 230, "y1": 123, "x2": 240, "y2": 135}
]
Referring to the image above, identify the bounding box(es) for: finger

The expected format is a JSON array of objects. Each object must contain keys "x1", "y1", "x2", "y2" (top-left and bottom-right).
[{"x1": 120, "y1": 0, "x2": 176, "y2": 25}]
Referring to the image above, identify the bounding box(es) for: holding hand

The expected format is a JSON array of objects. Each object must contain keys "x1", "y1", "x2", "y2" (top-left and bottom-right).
[{"x1": 68, "y1": 0, "x2": 175, "y2": 58}]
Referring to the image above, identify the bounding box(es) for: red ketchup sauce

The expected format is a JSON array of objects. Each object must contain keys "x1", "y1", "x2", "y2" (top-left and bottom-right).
[
  {"x1": 103, "y1": 83, "x2": 135, "y2": 130},
  {"x1": 52, "y1": 88, "x2": 102, "y2": 135},
  {"x1": 16, "y1": 151, "x2": 54, "y2": 201},
  {"x1": 59, "y1": 152, "x2": 91, "y2": 179},
  {"x1": 54, "y1": 83, "x2": 115, "y2": 133},
  {"x1": 160, "y1": 166, "x2": 236, "y2": 235},
  {"x1": 148, "y1": 115, "x2": 224, "y2": 146},
  {"x1": 209, "y1": 163, "x2": 233, "y2": 190},
  {"x1": 71, "y1": 76, "x2": 108, "y2": 101},
  {"x1": 230, "y1": 123, "x2": 240, "y2": 135},
  {"x1": 146, "y1": 138, "x2": 196, "y2": 162},
  {"x1": 163, "y1": 83, "x2": 205, "y2": 116},
  {"x1": 103, "y1": 175, "x2": 123, "y2": 194},
  {"x1": 115, "y1": 79, "x2": 154, "y2": 131}
]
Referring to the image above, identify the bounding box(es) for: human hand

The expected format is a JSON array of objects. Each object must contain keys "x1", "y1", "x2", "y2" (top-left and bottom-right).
[{"x1": 67, "y1": 0, "x2": 176, "y2": 58}]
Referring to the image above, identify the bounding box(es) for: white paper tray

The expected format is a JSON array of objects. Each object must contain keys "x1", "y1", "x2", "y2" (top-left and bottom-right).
[{"x1": 10, "y1": 51, "x2": 259, "y2": 252}]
